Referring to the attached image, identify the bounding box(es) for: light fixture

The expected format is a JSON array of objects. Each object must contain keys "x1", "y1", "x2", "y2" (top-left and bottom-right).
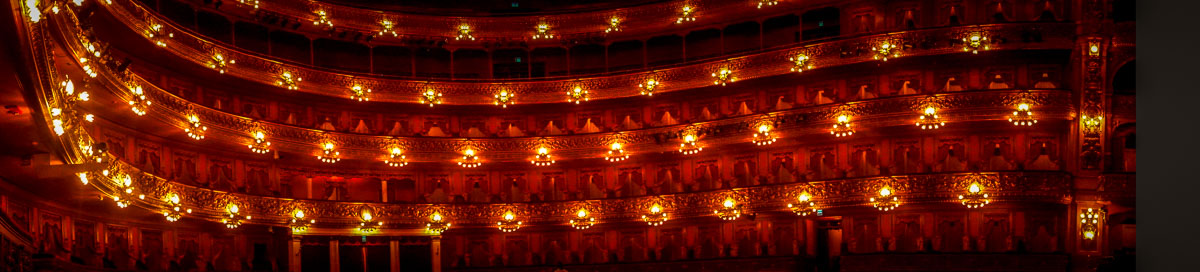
[
  {"x1": 222, "y1": 204, "x2": 251, "y2": 229},
  {"x1": 605, "y1": 142, "x2": 629, "y2": 162},
  {"x1": 358, "y1": 210, "x2": 383, "y2": 233},
  {"x1": 1080, "y1": 208, "x2": 1103, "y2": 240},
  {"x1": 77, "y1": 172, "x2": 89, "y2": 185},
  {"x1": 237, "y1": 0, "x2": 259, "y2": 9},
  {"x1": 350, "y1": 85, "x2": 371, "y2": 102},
  {"x1": 605, "y1": 17, "x2": 622, "y2": 33},
  {"x1": 675, "y1": 5, "x2": 696, "y2": 24},
  {"x1": 207, "y1": 53, "x2": 234, "y2": 74},
  {"x1": 788, "y1": 192, "x2": 818, "y2": 216},
  {"x1": 758, "y1": 0, "x2": 779, "y2": 9},
  {"x1": 567, "y1": 86, "x2": 589, "y2": 104},
  {"x1": 1009, "y1": 103, "x2": 1037, "y2": 126},
  {"x1": 752, "y1": 124, "x2": 777, "y2": 146},
  {"x1": 125, "y1": 85, "x2": 151, "y2": 116},
  {"x1": 532, "y1": 146, "x2": 555, "y2": 166},
  {"x1": 79, "y1": 57, "x2": 98, "y2": 77},
  {"x1": 112, "y1": 174, "x2": 142, "y2": 208},
  {"x1": 458, "y1": 149, "x2": 481, "y2": 168},
  {"x1": 570, "y1": 208, "x2": 596, "y2": 230},
  {"x1": 1088, "y1": 42, "x2": 1101, "y2": 57},
  {"x1": 162, "y1": 193, "x2": 191, "y2": 222},
  {"x1": 532, "y1": 23, "x2": 554, "y2": 39},
  {"x1": 24, "y1": 0, "x2": 41, "y2": 23},
  {"x1": 712, "y1": 68, "x2": 734, "y2": 86},
  {"x1": 317, "y1": 142, "x2": 341, "y2": 163},
  {"x1": 290, "y1": 210, "x2": 315, "y2": 233},
  {"x1": 379, "y1": 19, "x2": 397, "y2": 37},
  {"x1": 872, "y1": 42, "x2": 901, "y2": 61},
  {"x1": 641, "y1": 203, "x2": 668, "y2": 226},
  {"x1": 1081, "y1": 114, "x2": 1103, "y2": 134},
  {"x1": 426, "y1": 212, "x2": 451, "y2": 235},
  {"x1": 870, "y1": 186, "x2": 900, "y2": 211},
  {"x1": 679, "y1": 134, "x2": 702, "y2": 155},
  {"x1": 789, "y1": 54, "x2": 812, "y2": 72},
  {"x1": 713, "y1": 197, "x2": 741, "y2": 221},
  {"x1": 831, "y1": 114, "x2": 854, "y2": 137},
  {"x1": 959, "y1": 182, "x2": 990, "y2": 208},
  {"x1": 248, "y1": 130, "x2": 272, "y2": 154},
  {"x1": 962, "y1": 33, "x2": 990, "y2": 54},
  {"x1": 456, "y1": 24, "x2": 475, "y2": 40},
  {"x1": 493, "y1": 90, "x2": 515, "y2": 108},
  {"x1": 639, "y1": 78, "x2": 660, "y2": 96},
  {"x1": 313, "y1": 10, "x2": 333, "y2": 27},
  {"x1": 276, "y1": 72, "x2": 301, "y2": 90},
  {"x1": 184, "y1": 114, "x2": 207, "y2": 140},
  {"x1": 916, "y1": 106, "x2": 945, "y2": 130},
  {"x1": 145, "y1": 23, "x2": 173, "y2": 47},
  {"x1": 385, "y1": 148, "x2": 407, "y2": 167},
  {"x1": 497, "y1": 210, "x2": 522, "y2": 232},
  {"x1": 420, "y1": 88, "x2": 443, "y2": 107}
]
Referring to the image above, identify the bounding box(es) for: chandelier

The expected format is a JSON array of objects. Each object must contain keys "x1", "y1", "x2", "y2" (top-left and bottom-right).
[
  {"x1": 570, "y1": 208, "x2": 596, "y2": 230},
  {"x1": 290, "y1": 210, "x2": 315, "y2": 233},
  {"x1": 870, "y1": 186, "x2": 901, "y2": 211},
  {"x1": 567, "y1": 86, "x2": 589, "y2": 104},
  {"x1": 788, "y1": 192, "x2": 818, "y2": 216},
  {"x1": 349, "y1": 85, "x2": 371, "y2": 102},
  {"x1": 313, "y1": 10, "x2": 333, "y2": 27},
  {"x1": 758, "y1": 0, "x2": 779, "y2": 9},
  {"x1": 379, "y1": 19, "x2": 397, "y2": 37},
  {"x1": 222, "y1": 204, "x2": 251, "y2": 229},
  {"x1": 207, "y1": 53, "x2": 234, "y2": 74},
  {"x1": 238, "y1": 0, "x2": 260, "y2": 9},
  {"x1": 426, "y1": 212, "x2": 451, "y2": 235},
  {"x1": 752, "y1": 124, "x2": 777, "y2": 146},
  {"x1": 385, "y1": 148, "x2": 408, "y2": 167},
  {"x1": 958, "y1": 182, "x2": 990, "y2": 208},
  {"x1": 77, "y1": 172, "x2": 89, "y2": 185},
  {"x1": 276, "y1": 72, "x2": 301, "y2": 90},
  {"x1": 358, "y1": 210, "x2": 383, "y2": 233},
  {"x1": 79, "y1": 57, "x2": 98, "y2": 78},
  {"x1": 605, "y1": 17, "x2": 622, "y2": 33},
  {"x1": 712, "y1": 68, "x2": 734, "y2": 86},
  {"x1": 872, "y1": 42, "x2": 901, "y2": 61},
  {"x1": 145, "y1": 23, "x2": 173, "y2": 48},
  {"x1": 127, "y1": 85, "x2": 151, "y2": 116},
  {"x1": 675, "y1": 5, "x2": 696, "y2": 24},
  {"x1": 458, "y1": 149, "x2": 481, "y2": 168},
  {"x1": 420, "y1": 88, "x2": 443, "y2": 107},
  {"x1": 789, "y1": 54, "x2": 812, "y2": 72},
  {"x1": 830, "y1": 114, "x2": 854, "y2": 137},
  {"x1": 532, "y1": 147, "x2": 555, "y2": 166},
  {"x1": 916, "y1": 106, "x2": 945, "y2": 130},
  {"x1": 1080, "y1": 208, "x2": 1104, "y2": 240},
  {"x1": 162, "y1": 193, "x2": 191, "y2": 222},
  {"x1": 317, "y1": 142, "x2": 341, "y2": 163},
  {"x1": 1081, "y1": 114, "x2": 1103, "y2": 135},
  {"x1": 248, "y1": 131, "x2": 271, "y2": 154},
  {"x1": 493, "y1": 90, "x2": 515, "y2": 108},
  {"x1": 713, "y1": 197, "x2": 741, "y2": 221},
  {"x1": 679, "y1": 134, "x2": 702, "y2": 155},
  {"x1": 113, "y1": 174, "x2": 143, "y2": 208},
  {"x1": 606, "y1": 142, "x2": 629, "y2": 162},
  {"x1": 1009, "y1": 103, "x2": 1037, "y2": 126},
  {"x1": 641, "y1": 203, "x2": 668, "y2": 226},
  {"x1": 639, "y1": 78, "x2": 659, "y2": 96},
  {"x1": 456, "y1": 24, "x2": 475, "y2": 40},
  {"x1": 185, "y1": 114, "x2": 207, "y2": 140},
  {"x1": 497, "y1": 210, "x2": 523, "y2": 232},
  {"x1": 532, "y1": 24, "x2": 554, "y2": 39},
  {"x1": 962, "y1": 33, "x2": 990, "y2": 54}
]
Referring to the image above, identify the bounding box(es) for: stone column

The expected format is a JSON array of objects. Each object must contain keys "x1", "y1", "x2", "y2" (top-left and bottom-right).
[
  {"x1": 330, "y1": 239, "x2": 340, "y2": 272},
  {"x1": 431, "y1": 236, "x2": 442, "y2": 272},
  {"x1": 389, "y1": 239, "x2": 400, "y2": 272},
  {"x1": 289, "y1": 236, "x2": 301, "y2": 272}
]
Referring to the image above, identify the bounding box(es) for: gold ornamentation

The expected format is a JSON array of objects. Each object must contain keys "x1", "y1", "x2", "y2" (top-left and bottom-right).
[
  {"x1": 289, "y1": 209, "x2": 315, "y2": 233},
  {"x1": 567, "y1": 86, "x2": 589, "y2": 104},
  {"x1": 1080, "y1": 207, "x2": 1104, "y2": 240},
  {"x1": 962, "y1": 33, "x2": 990, "y2": 54},
  {"x1": 873, "y1": 42, "x2": 900, "y2": 61},
  {"x1": 349, "y1": 85, "x2": 371, "y2": 102},
  {"x1": 789, "y1": 54, "x2": 812, "y2": 72},
  {"x1": 712, "y1": 67, "x2": 734, "y2": 86},
  {"x1": 276, "y1": 72, "x2": 301, "y2": 90},
  {"x1": 426, "y1": 211, "x2": 451, "y2": 235},
  {"x1": 207, "y1": 53, "x2": 234, "y2": 74}
]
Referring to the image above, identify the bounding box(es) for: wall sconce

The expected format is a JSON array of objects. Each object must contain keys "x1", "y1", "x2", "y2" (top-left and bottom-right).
[
  {"x1": 313, "y1": 10, "x2": 333, "y2": 27},
  {"x1": 290, "y1": 210, "x2": 315, "y2": 233},
  {"x1": 712, "y1": 68, "x2": 734, "y2": 86},
  {"x1": 146, "y1": 23, "x2": 173, "y2": 47},
  {"x1": 959, "y1": 182, "x2": 990, "y2": 208},
  {"x1": 385, "y1": 148, "x2": 407, "y2": 167},
  {"x1": 379, "y1": 19, "x2": 397, "y2": 37},
  {"x1": 494, "y1": 90, "x2": 515, "y2": 108},
  {"x1": 1088, "y1": 42, "x2": 1101, "y2": 57},
  {"x1": 426, "y1": 212, "x2": 451, "y2": 235},
  {"x1": 1009, "y1": 103, "x2": 1037, "y2": 126},
  {"x1": 127, "y1": 85, "x2": 150, "y2": 116},
  {"x1": 497, "y1": 210, "x2": 523, "y2": 232},
  {"x1": 962, "y1": 33, "x2": 990, "y2": 54},
  {"x1": 1081, "y1": 114, "x2": 1104, "y2": 134},
  {"x1": 605, "y1": 142, "x2": 629, "y2": 162},
  {"x1": 639, "y1": 78, "x2": 660, "y2": 96},
  {"x1": 112, "y1": 174, "x2": 143, "y2": 208},
  {"x1": 350, "y1": 85, "x2": 371, "y2": 102},
  {"x1": 567, "y1": 86, "x2": 589, "y2": 104},
  {"x1": 77, "y1": 172, "x2": 89, "y2": 185},
  {"x1": 79, "y1": 57, "x2": 98, "y2": 78},
  {"x1": 24, "y1": 0, "x2": 41, "y2": 23},
  {"x1": 679, "y1": 134, "x2": 702, "y2": 155},
  {"x1": 237, "y1": 0, "x2": 260, "y2": 9},
  {"x1": 916, "y1": 106, "x2": 945, "y2": 130},
  {"x1": 532, "y1": 23, "x2": 554, "y2": 39},
  {"x1": 870, "y1": 186, "x2": 901, "y2": 211},
  {"x1": 456, "y1": 24, "x2": 475, "y2": 40},
  {"x1": 420, "y1": 88, "x2": 443, "y2": 107},
  {"x1": 1080, "y1": 208, "x2": 1104, "y2": 240},
  {"x1": 458, "y1": 149, "x2": 481, "y2": 168},
  {"x1": 788, "y1": 191, "x2": 818, "y2": 216},
  {"x1": 641, "y1": 203, "x2": 668, "y2": 226},
  {"x1": 532, "y1": 146, "x2": 555, "y2": 166},
  {"x1": 248, "y1": 130, "x2": 271, "y2": 154},
  {"x1": 317, "y1": 142, "x2": 341, "y2": 163},
  {"x1": 222, "y1": 204, "x2": 251, "y2": 229},
  {"x1": 162, "y1": 193, "x2": 191, "y2": 222},
  {"x1": 831, "y1": 114, "x2": 854, "y2": 137},
  {"x1": 185, "y1": 114, "x2": 207, "y2": 140},
  {"x1": 276, "y1": 72, "x2": 301, "y2": 90},
  {"x1": 675, "y1": 5, "x2": 696, "y2": 24},
  {"x1": 713, "y1": 197, "x2": 742, "y2": 221},
  {"x1": 208, "y1": 53, "x2": 234, "y2": 74},
  {"x1": 570, "y1": 208, "x2": 596, "y2": 230},
  {"x1": 789, "y1": 54, "x2": 812, "y2": 72},
  {"x1": 873, "y1": 42, "x2": 900, "y2": 61},
  {"x1": 753, "y1": 124, "x2": 777, "y2": 146},
  {"x1": 758, "y1": 0, "x2": 779, "y2": 9},
  {"x1": 358, "y1": 210, "x2": 383, "y2": 233},
  {"x1": 605, "y1": 17, "x2": 622, "y2": 33}
]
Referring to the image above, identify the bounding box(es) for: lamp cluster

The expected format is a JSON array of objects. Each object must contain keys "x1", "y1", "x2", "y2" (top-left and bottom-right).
[
  {"x1": 605, "y1": 142, "x2": 629, "y2": 162},
  {"x1": 145, "y1": 23, "x2": 173, "y2": 47},
  {"x1": 831, "y1": 115, "x2": 855, "y2": 137},
  {"x1": 162, "y1": 193, "x2": 192, "y2": 222},
  {"x1": 641, "y1": 203, "x2": 668, "y2": 226},
  {"x1": 567, "y1": 86, "x2": 589, "y2": 104},
  {"x1": 379, "y1": 20, "x2": 397, "y2": 37},
  {"x1": 958, "y1": 182, "x2": 990, "y2": 208},
  {"x1": 456, "y1": 24, "x2": 475, "y2": 40},
  {"x1": 869, "y1": 187, "x2": 901, "y2": 211},
  {"x1": 358, "y1": 211, "x2": 383, "y2": 233},
  {"x1": 290, "y1": 210, "x2": 315, "y2": 233},
  {"x1": 497, "y1": 210, "x2": 523, "y2": 232},
  {"x1": 420, "y1": 88, "x2": 443, "y2": 107},
  {"x1": 570, "y1": 208, "x2": 596, "y2": 230},
  {"x1": 788, "y1": 192, "x2": 818, "y2": 216},
  {"x1": 222, "y1": 204, "x2": 251, "y2": 229},
  {"x1": 248, "y1": 131, "x2": 272, "y2": 154},
  {"x1": 493, "y1": 90, "x2": 515, "y2": 108},
  {"x1": 712, "y1": 68, "x2": 734, "y2": 86},
  {"x1": 208, "y1": 53, "x2": 234, "y2": 74},
  {"x1": 317, "y1": 142, "x2": 341, "y2": 163},
  {"x1": 679, "y1": 134, "x2": 702, "y2": 155},
  {"x1": 758, "y1": 0, "x2": 780, "y2": 9},
  {"x1": 789, "y1": 54, "x2": 812, "y2": 72},
  {"x1": 638, "y1": 78, "x2": 659, "y2": 96},
  {"x1": 1009, "y1": 103, "x2": 1038, "y2": 126},
  {"x1": 532, "y1": 24, "x2": 554, "y2": 39},
  {"x1": 605, "y1": 17, "x2": 622, "y2": 33},
  {"x1": 963, "y1": 34, "x2": 990, "y2": 54},
  {"x1": 426, "y1": 212, "x2": 451, "y2": 235},
  {"x1": 532, "y1": 147, "x2": 555, "y2": 166},
  {"x1": 713, "y1": 197, "x2": 742, "y2": 221},
  {"x1": 873, "y1": 42, "x2": 901, "y2": 61},
  {"x1": 1080, "y1": 208, "x2": 1103, "y2": 240},
  {"x1": 184, "y1": 114, "x2": 207, "y2": 140},
  {"x1": 313, "y1": 10, "x2": 333, "y2": 27},
  {"x1": 753, "y1": 124, "x2": 777, "y2": 146},
  {"x1": 675, "y1": 6, "x2": 696, "y2": 24},
  {"x1": 276, "y1": 72, "x2": 301, "y2": 90},
  {"x1": 916, "y1": 106, "x2": 945, "y2": 130},
  {"x1": 458, "y1": 149, "x2": 481, "y2": 168},
  {"x1": 385, "y1": 148, "x2": 408, "y2": 167},
  {"x1": 350, "y1": 85, "x2": 371, "y2": 102},
  {"x1": 127, "y1": 85, "x2": 151, "y2": 116}
]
